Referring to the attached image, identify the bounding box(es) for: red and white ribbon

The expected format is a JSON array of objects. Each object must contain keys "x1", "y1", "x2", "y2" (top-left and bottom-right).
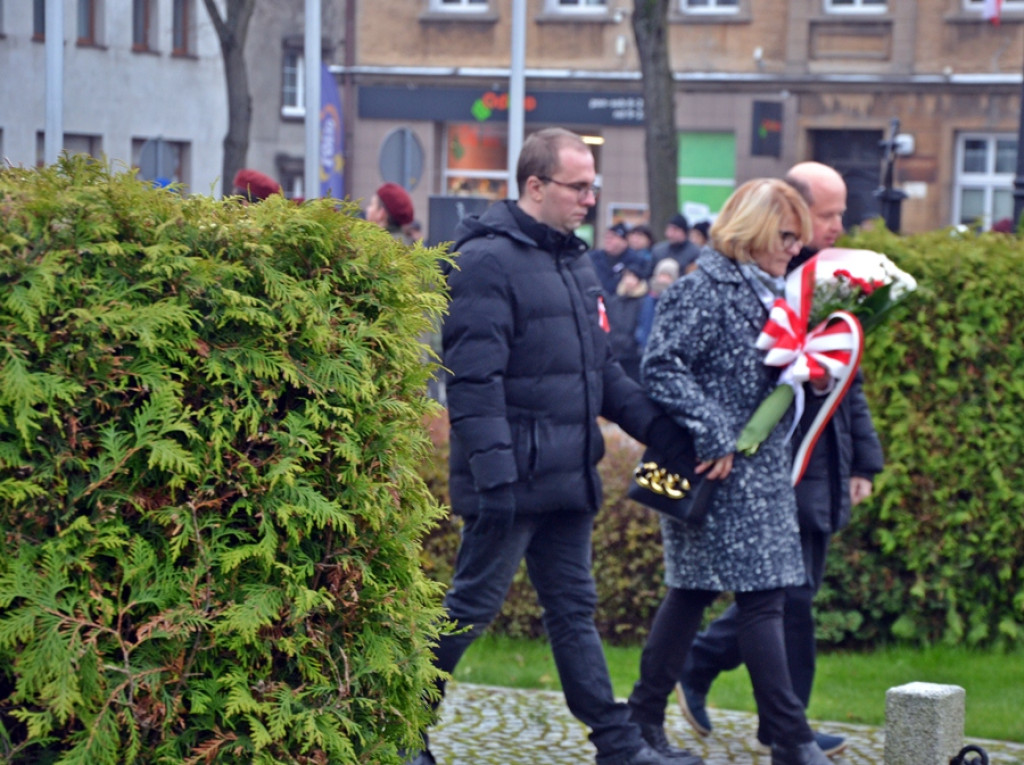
[
  {"x1": 789, "y1": 311, "x2": 863, "y2": 485},
  {"x1": 755, "y1": 254, "x2": 866, "y2": 485}
]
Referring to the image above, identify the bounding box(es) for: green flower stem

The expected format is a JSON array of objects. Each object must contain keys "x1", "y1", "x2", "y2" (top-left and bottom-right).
[{"x1": 736, "y1": 384, "x2": 796, "y2": 456}]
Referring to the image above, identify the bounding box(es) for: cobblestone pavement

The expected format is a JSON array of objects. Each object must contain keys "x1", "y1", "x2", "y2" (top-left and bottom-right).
[{"x1": 427, "y1": 683, "x2": 1024, "y2": 764}]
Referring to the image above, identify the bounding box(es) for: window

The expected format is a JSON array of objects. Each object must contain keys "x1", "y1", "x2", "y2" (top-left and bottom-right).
[
  {"x1": 132, "y1": 137, "x2": 190, "y2": 187},
  {"x1": 954, "y1": 133, "x2": 1016, "y2": 230},
  {"x1": 35, "y1": 132, "x2": 103, "y2": 166},
  {"x1": 33, "y1": 0, "x2": 44, "y2": 40},
  {"x1": 133, "y1": 0, "x2": 157, "y2": 51},
  {"x1": 282, "y1": 50, "x2": 305, "y2": 117},
  {"x1": 824, "y1": 0, "x2": 887, "y2": 12},
  {"x1": 677, "y1": 132, "x2": 736, "y2": 216},
  {"x1": 547, "y1": 0, "x2": 607, "y2": 12},
  {"x1": 276, "y1": 155, "x2": 306, "y2": 201},
  {"x1": 445, "y1": 123, "x2": 509, "y2": 199},
  {"x1": 964, "y1": 0, "x2": 1024, "y2": 16},
  {"x1": 65, "y1": 133, "x2": 103, "y2": 159},
  {"x1": 681, "y1": 0, "x2": 739, "y2": 13},
  {"x1": 77, "y1": 0, "x2": 98, "y2": 45},
  {"x1": 172, "y1": 0, "x2": 194, "y2": 55},
  {"x1": 430, "y1": 0, "x2": 488, "y2": 10}
]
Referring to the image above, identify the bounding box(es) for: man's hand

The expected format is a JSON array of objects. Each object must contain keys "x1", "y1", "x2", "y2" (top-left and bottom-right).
[
  {"x1": 474, "y1": 484, "x2": 516, "y2": 537},
  {"x1": 850, "y1": 476, "x2": 873, "y2": 506},
  {"x1": 645, "y1": 416, "x2": 684, "y2": 454}
]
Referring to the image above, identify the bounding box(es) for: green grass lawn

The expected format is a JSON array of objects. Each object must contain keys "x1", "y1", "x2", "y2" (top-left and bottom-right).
[{"x1": 453, "y1": 634, "x2": 1024, "y2": 743}]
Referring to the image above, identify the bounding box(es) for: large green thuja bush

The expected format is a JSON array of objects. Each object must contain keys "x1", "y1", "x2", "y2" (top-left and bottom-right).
[{"x1": 0, "y1": 157, "x2": 449, "y2": 763}]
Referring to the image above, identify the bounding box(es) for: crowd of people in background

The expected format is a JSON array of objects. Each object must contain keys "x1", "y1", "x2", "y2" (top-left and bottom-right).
[{"x1": 588, "y1": 214, "x2": 712, "y2": 384}]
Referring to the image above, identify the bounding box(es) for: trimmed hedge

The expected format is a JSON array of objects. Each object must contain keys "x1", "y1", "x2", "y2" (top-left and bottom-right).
[
  {"x1": 0, "y1": 157, "x2": 449, "y2": 764},
  {"x1": 821, "y1": 224, "x2": 1024, "y2": 649},
  {"x1": 420, "y1": 225, "x2": 1024, "y2": 651}
]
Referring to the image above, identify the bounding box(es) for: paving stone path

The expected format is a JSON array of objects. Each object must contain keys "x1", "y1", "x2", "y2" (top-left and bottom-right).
[{"x1": 426, "y1": 682, "x2": 1024, "y2": 764}]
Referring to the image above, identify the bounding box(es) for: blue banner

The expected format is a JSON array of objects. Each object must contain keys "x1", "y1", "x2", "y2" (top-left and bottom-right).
[{"x1": 319, "y1": 64, "x2": 344, "y2": 199}]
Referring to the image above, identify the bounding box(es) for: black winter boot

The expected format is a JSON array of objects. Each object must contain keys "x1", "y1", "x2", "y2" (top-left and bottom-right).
[
  {"x1": 637, "y1": 723, "x2": 702, "y2": 761},
  {"x1": 611, "y1": 742, "x2": 704, "y2": 765},
  {"x1": 771, "y1": 740, "x2": 831, "y2": 765}
]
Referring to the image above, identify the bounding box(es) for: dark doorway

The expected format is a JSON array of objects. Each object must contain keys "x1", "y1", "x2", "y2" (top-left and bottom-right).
[{"x1": 810, "y1": 129, "x2": 884, "y2": 231}]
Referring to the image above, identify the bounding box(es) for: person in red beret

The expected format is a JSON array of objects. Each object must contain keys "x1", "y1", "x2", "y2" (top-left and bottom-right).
[
  {"x1": 367, "y1": 182, "x2": 415, "y2": 242},
  {"x1": 232, "y1": 168, "x2": 282, "y2": 202}
]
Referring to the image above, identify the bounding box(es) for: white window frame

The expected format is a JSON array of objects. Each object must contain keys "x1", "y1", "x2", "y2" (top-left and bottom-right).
[
  {"x1": 545, "y1": 0, "x2": 608, "y2": 14},
  {"x1": 282, "y1": 50, "x2": 305, "y2": 118},
  {"x1": 963, "y1": 0, "x2": 1024, "y2": 14},
  {"x1": 824, "y1": 0, "x2": 887, "y2": 13},
  {"x1": 429, "y1": 0, "x2": 489, "y2": 12},
  {"x1": 679, "y1": 0, "x2": 740, "y2": 14},
  {"x1": 953, "y1": 132, "x2": 1017, "y2": 230}
]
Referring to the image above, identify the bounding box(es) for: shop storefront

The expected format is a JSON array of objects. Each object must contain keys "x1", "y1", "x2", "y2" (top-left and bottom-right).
[{"x1": 350, "y1": 80, "x2": 792, "y2": 243}]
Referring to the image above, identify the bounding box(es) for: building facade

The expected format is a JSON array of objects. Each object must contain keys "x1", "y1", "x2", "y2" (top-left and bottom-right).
[
  {"x1": 0, "y1": 0, "x2": 227, "y2": 194},
  {"x1": 244, "y1": 1, "x2": 347, "y2": 200},
  {"x1": 335, "y1": 0, "x2": 1024, "y2": 241},
  {"x1": 4, "y1": 1, "x2": 1023, "y2": 237}
]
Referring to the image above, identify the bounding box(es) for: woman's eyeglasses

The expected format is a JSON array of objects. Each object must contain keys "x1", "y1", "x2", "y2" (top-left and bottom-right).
[{"x1": 779, "y1": 231, "x2": 802, "y2": 250}]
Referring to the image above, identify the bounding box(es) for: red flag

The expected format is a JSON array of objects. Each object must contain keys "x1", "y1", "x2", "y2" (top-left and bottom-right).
[{"x1": 597, "y1": 296, "x2": 610, "y2": 332}]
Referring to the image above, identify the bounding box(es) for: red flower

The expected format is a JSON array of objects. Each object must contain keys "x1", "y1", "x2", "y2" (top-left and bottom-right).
[{"x1": 832, "y1": 268, "x2": 883, "y2": 296}]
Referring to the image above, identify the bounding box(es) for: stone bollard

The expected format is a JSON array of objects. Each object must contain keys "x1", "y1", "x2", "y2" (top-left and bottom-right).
[{"x1": 884, "y1": 682, "x2": 966, "y2": 765}]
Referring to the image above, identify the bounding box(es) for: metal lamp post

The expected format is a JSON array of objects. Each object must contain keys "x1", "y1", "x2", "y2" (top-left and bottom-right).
[
  {"x1": 875, "y1": 117, "x2": 907, "y2": 234},
  {"x1": 1013, "y1": 59, "x2": 1024, "y2": 229}
]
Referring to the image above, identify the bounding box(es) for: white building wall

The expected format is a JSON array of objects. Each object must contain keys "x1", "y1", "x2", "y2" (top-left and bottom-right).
[{"x1": 0, "y1": 0, "x2": 227, "y2": 196}]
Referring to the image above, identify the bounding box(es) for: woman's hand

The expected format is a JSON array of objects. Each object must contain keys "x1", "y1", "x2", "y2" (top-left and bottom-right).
[{"x1": 697, "y1": 453, "x2": 734, "y2": 481}]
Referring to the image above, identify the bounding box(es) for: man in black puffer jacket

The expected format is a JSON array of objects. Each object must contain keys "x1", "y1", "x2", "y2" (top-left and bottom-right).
[{"x1": 404, "y1": 129, "x2": 702, "y2": 765}]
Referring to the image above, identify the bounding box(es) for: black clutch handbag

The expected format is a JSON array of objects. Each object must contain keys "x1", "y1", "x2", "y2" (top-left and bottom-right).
[{"x1": 627, "y1": 440, "x2": 716, "y2": 525}]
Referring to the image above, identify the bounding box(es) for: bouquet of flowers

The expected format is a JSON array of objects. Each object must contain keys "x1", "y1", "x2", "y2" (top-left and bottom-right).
[
  {"x1": 803, "y1": 250, "x2": 917, "y2": 333},
  {"x1": 736, "y1": 248, "x2": 917, "y2": 482}
]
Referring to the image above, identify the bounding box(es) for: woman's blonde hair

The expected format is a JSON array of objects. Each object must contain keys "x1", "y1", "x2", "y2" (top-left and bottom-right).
[{"x1": 709, "y1": 178, "x2": 813, "y2": 263}]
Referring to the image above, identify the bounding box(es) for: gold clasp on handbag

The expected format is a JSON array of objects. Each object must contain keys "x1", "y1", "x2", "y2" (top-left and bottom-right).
[{"x1": 634, "y1": 461, "x2": 691, "y2": 500}]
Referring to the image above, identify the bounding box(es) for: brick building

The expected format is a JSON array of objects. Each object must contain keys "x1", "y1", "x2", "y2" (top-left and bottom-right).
[
  {"x1": 336, "y1": 0, "x2": 1024, "y2": 240},
  {"x1": 5, "y1": 1, "x2": 1022, "y2": 238}
]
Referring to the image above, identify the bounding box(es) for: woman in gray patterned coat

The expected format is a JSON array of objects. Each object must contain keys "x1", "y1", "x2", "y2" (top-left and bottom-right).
[{"x1": 627, "y1": 179, "x2": 832, "y2": 765}]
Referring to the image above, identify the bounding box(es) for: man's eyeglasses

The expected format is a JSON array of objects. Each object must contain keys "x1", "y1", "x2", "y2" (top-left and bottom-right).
[
  {"x1": 779, "y1": 230, "x2": 802, "y2": 250},
  {"x1": 537, "y1": 176, "x2": 601, "y2": 200}
]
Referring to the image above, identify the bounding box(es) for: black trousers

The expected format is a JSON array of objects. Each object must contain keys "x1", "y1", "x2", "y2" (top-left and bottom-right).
[
  {"x1": 431, "y1": 511, "x2": 644, "y2": 764},
  {"x1": 684, "y1": 529, "x2": 829, "y2": 715},
  {"x1": 627, "y1": 587, "x2": 814, "y2": 748}
]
